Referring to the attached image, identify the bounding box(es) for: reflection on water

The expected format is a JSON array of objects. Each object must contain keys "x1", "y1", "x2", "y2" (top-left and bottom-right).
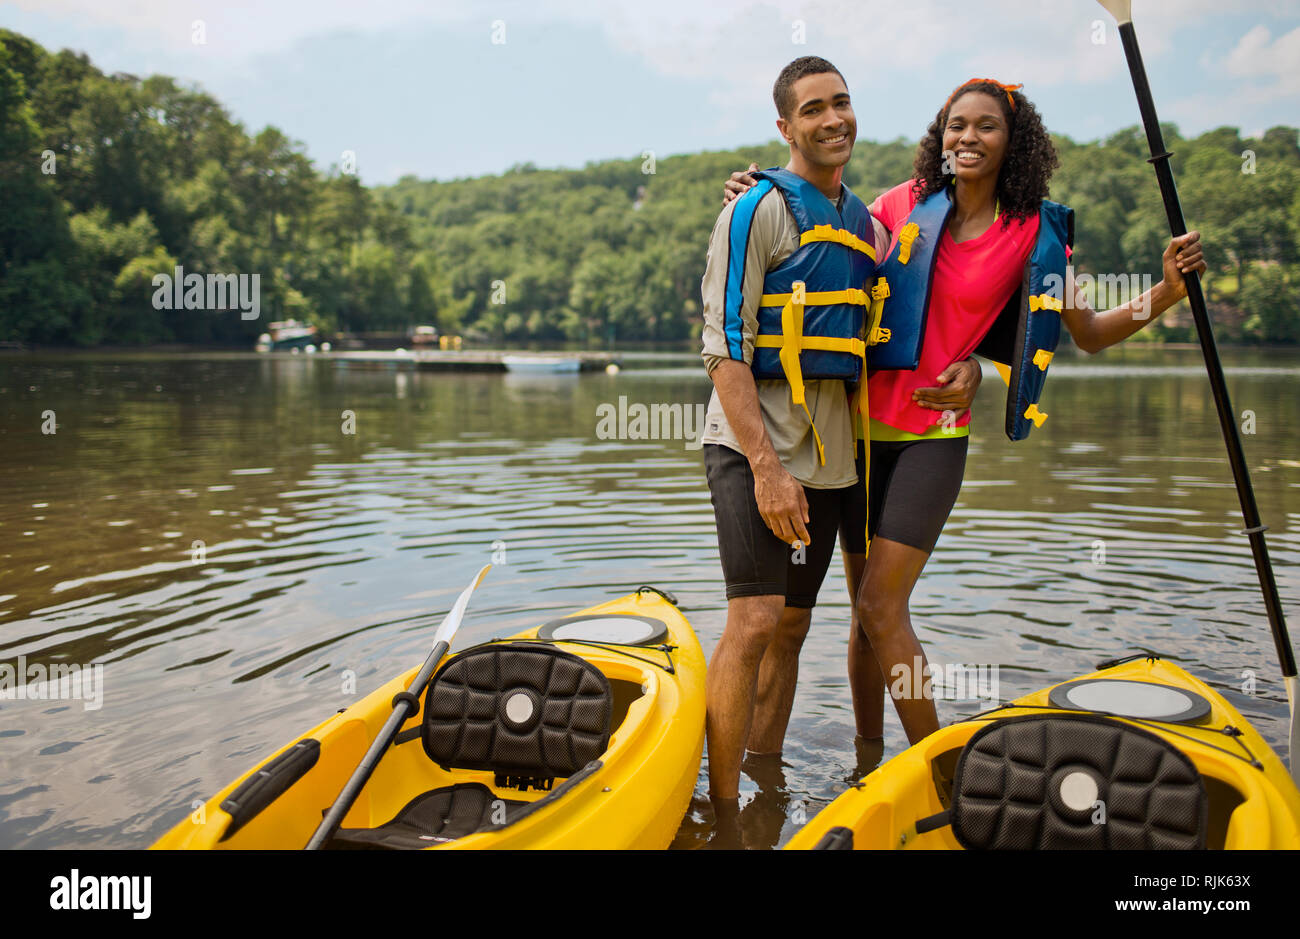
[{"x1": 0, "y1": 346, "x2": 1296, "y2": 849}]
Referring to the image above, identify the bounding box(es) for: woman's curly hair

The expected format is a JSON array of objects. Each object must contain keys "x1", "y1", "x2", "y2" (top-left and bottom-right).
[{"x1": 911, "y1": 81, "x2": 1059, "y2": 229}]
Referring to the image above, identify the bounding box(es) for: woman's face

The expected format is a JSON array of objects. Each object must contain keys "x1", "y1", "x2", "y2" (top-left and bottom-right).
[{"x1": 941, "y1": 91, "x2": 1010, "y2": 185}]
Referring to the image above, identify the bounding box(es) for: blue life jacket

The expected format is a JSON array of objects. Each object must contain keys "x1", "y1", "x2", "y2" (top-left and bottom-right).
[
  {"x1": 723, "y1": 167, "x2": 884, "y2": 464},
  {"x1": 727, "y1": 168, "x2": 882, "y2": 382},
  {"x1": 865, "y1": 187, "x2": 1074, "y2": 441}
]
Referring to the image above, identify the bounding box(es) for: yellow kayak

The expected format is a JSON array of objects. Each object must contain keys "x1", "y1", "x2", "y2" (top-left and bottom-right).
[
  {"x1": 153, "y1": 587, "x2": 705, "y2": 849},
  {"x1": 787, "y1": 655, "x2": 1300, "y2": 850}
]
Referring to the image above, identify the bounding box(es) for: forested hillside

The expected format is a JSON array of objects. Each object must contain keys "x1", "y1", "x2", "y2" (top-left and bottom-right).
[{"x1": 3, "y1": 29, "x2": 1298, "y2": 346}]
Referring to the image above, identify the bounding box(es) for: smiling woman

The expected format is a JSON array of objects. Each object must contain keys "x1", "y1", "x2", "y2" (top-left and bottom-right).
[{"x1": 912, "y1": 78, "x2": 1057, "y2": 232}]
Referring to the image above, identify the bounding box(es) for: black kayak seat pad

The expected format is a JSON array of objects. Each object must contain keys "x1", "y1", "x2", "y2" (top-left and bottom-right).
[
  {"x1": 330, "y1": 643, "x2": 614, "y2": 849},
  {"x1": 422, "y1": 642, "x2": 613, "y2": 778},
  {"x1": 329, "y1": 783, "x2": 526, "y2": 849},
  {"x1": 916, "y1": 713, "x2": 1208, "y2": 850},
  {"x1": 328, "y1": 760, "x2": 604, "y2": 850}
]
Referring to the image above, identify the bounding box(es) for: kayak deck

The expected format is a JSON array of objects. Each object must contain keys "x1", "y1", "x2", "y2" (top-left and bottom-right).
[
  {"x1": 153, "y1": 590, "x2": 705, "y2": 850},
  {"x1": 787, "y1": 656, "x2": 1300, "y2": 850}
]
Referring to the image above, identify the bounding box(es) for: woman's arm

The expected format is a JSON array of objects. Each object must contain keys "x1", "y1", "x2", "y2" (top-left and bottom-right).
[{"x1": 1062, "y1": 231, "x2": 1207, "y2": 353}]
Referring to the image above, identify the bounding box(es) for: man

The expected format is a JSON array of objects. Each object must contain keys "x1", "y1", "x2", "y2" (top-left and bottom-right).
[{"x1": 699, "y1": 56, "x2": 981, "y2": 812}]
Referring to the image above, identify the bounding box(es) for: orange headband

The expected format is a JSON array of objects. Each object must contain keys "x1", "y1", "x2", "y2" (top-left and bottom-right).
[{"x1": 945, "y1": 78, "x2": 1023, "y2": 113}]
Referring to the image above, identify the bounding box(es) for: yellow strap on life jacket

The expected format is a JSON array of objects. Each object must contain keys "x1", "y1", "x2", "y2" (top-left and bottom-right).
[
  {"x1": 759, "y1": 287, "x2": 870, "y2": 308},
  {"x1": 896, "y1": 223, "x2": 920, "y2": 264},
  {"x1": 799, "y1": 224, "x2": 878, "y2": 262},
  {"x1": 1024, "y1": 403, "x2": 1048, "y2": 427},
  {"x1": 777, "y1": 282, "x2": 822, "y2": 466},
  {"x1": 994, "y1": 361, "x2": 1051, "y2": 429},
  {"x1": 848, "y1": 380, "x2": 872, "y2": 560},
  {"x1": 866, "y1": 277, "x2": 891, "y2": 346},
  {"x1": 1029, "y1": 294, "x2": 1063, "y2": 313},
  {"x1": 860, "y1": 377, "x2": 871, "y2": 558},
  {"x1": 756, "y1": 335, "x2": 867, "y2": 355}
]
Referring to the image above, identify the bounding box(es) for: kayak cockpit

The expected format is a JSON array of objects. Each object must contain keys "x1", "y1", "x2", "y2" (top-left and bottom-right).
[
  {"x1": 328, "y1": 641, "x2": 618, "y2": 849},
  {"x1": 799, "y1": 658, "x2": 1300, "y2": 851}
]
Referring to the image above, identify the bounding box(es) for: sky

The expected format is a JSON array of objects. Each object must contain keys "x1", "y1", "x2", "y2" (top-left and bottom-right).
[{"x1": 2, "y1": 0, "x2": 1298, "y2": 185}]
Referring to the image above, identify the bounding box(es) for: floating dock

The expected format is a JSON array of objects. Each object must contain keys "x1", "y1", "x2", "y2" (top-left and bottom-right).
[{"x1": 326, "y1": 350, "x2": 621, "y2": 372}]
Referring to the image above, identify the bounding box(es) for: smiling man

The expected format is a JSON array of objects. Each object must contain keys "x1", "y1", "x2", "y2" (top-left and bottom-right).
[{"x1": 699, "y1": 56, "x2": 882, "y2": 809}]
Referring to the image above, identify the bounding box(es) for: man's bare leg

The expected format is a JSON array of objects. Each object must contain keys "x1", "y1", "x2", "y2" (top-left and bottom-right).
[
  {"x1": 705, "y1": 594, "x2": 784, "y2": 800},
  {"x1": 746, "y1": 605, "x2": 812, "y2": 754}
]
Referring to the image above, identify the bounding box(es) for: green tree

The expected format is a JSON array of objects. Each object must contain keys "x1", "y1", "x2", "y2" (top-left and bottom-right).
[{"x1": 1241, "y1": 264, "x2": 1300, "y2": 343}]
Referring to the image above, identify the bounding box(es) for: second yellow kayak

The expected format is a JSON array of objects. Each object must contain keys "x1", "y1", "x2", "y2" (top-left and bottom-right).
[{"x1": 787, "y1": 655, "x2": 1300, "y2": 850}]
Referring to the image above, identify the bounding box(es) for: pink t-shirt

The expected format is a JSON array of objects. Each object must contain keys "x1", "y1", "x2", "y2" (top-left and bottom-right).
[{"x1": 867, "y1": 181, "x2": 1040, "y2": 434}]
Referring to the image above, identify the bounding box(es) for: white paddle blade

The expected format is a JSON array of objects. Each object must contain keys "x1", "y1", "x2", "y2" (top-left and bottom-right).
[
  {"x1": 1096, "y1": 0, "x2": 1132, "y2": 24},
  {"x1": 432, "y1": 564, "x2": 492, "y2": 647}
]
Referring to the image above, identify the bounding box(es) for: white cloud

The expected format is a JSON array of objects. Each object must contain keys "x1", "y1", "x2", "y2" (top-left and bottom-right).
[
  {"x1": 1223, "y1": 24, "x2": 1300, "y2": 93},
  {"x1": 574, "y1": 0, "x2": 1245, "y2": 110}
]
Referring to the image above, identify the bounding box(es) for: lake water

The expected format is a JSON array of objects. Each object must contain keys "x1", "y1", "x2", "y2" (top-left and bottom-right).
[{"x1": 1, "y1": 347, "x2": 1297, "y2": 849}]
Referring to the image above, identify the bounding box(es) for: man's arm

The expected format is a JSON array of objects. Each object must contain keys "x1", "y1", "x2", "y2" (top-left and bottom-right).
[
  {"x1": 709, "y1": 360, "x2": 811, "y2": 546},
  {"x1": 701, "y1": 189, "x2": 812, "y2": 547}
]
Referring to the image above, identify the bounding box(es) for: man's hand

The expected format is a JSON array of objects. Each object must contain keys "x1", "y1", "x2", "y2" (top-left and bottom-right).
[
  {"x1": 752, "y1": 455, "x2": 811, "y2": 547},
  {"x1": 912, "y1": 357, "x2": 983, "y2": 423},
  {"x1": 709, "y1": 360, "x2": 810, "y2": 547},
  {"x1": 723, "y1": 163, "x2": 760, "y2": 206}
]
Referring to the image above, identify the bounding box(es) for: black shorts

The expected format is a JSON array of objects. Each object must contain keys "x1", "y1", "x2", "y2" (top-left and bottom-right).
[
  {"x1": 704, "y1": 444, "x2": 857, "y2": 609},
  {"x1": 838, "y1": 436, "x2": 968, "y2": 555}
]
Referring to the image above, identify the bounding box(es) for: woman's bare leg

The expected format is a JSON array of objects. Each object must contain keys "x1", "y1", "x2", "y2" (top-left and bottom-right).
[{"x1": 854, "y1": 537, "x2": 938, "y2": 744}]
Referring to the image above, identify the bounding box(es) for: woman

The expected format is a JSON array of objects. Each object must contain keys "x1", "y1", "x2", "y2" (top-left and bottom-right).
[{"x1": 722, "y1": 78, "x2": 1206, "y2": 750}]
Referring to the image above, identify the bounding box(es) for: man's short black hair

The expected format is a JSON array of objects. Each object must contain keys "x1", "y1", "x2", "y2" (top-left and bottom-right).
[{"x1": 773, "y1": 56, "x2": 845, "y2": 121}]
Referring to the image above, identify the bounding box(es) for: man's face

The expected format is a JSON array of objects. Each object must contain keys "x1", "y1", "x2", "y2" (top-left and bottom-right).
[
  {"x1": 778, "y1": 71, "x2": 856, "y2": 169},
  {"x1": 942, "y1": 91, "x2": 1010, "y2": 184}
]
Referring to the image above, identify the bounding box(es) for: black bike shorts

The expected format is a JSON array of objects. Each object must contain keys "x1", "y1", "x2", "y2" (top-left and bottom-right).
[
  {"x1": 704, "y1": 444, "x2": 857, "y2": 608},
  {"x1": 838, "y1": 435, "x2": 968, "y2": 556}
]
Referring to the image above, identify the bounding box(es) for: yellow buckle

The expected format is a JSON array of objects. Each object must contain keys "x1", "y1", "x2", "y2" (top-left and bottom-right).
[
  {"x1": 870, "y1": 278, "x2": 890, "y2": 301},
  {"x1": 869, "y1": 326, "x2": 891, "y2": 345},
  {"x1": 800, "y1": 224, "x2": 878, "y2": 262},
  {"x1": 1033, "y1": 349, "x2": 1053, "y2": 371},
  {"x1": 897, "y1": 223, "x2": 920, "y2": 264},
  {"x1": 1029, "y1": 294, "x2": 1063, "y2": 313},
  {"x1": 1024, "y1": 403, "x2": 1048, "y2": 427}
]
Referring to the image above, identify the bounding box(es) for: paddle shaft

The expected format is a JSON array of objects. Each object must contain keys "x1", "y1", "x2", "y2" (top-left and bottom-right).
[
  {"x1": 1114, "y1": 19, "x2": 1295, "y2": 681},
  {"x1": 304, "y1": 638, "x2": 451, "y2": 850}
]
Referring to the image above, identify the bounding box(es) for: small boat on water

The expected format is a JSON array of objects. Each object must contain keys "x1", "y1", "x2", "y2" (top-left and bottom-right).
[
  {"x1": 409, "y1": 325, "x2": 439, "y2": 347},
  {"x1": 255, "y1": 320, "x2": 320, "y2": 352},
  {"x1": 152, "y1": 587, "x2": 706, "y2": 850},
  {"x1": 501, "y1": 354, "x2": 582, "y2": 374}
]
